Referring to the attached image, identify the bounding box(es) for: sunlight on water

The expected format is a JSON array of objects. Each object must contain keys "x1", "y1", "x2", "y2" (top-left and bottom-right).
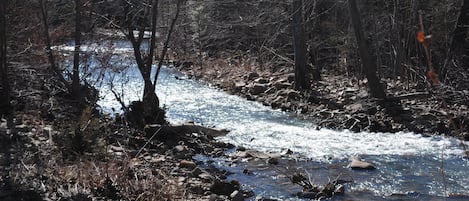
[{"x1": 56, "y1": 43, "x2": 469, "y2": 198}]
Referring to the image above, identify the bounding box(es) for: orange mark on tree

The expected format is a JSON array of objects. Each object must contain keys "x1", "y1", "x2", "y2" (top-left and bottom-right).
[
  {"x1": 428, "y1": 69, "x2": 440, "y2": 84},
  {"x1": 417, "y1": 31, "x2": 425, "y2": 43}
]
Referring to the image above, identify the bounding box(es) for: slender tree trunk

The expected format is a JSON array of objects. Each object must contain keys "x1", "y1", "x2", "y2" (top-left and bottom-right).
[
  {"x1": 39, "y1": 0, "x2": 69, "y2": 91},
  {"x1": 154, "y1": 0, "x2": 182, "y2": 86},
  {"x1": 348, "y1": 0, "x2": 386, "y2": 99},
  {"x1": 291, "y1": 0, "x2": 310, "y2": 90},
  {"x1": 72, "y1": 0, "x2": 82, "y2": 97},
  {"x1": 0, "y1": 0, "x2": 10, "y2": 116},
  {"x1": 124, "y1": 0, "x2": 165, "y2": 126},
  {"x1": 443, "y1": 0, "x2": 469, "y2": 84}
]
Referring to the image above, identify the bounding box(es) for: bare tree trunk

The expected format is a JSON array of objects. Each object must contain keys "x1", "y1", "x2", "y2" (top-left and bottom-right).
[
  {"x1": 443, "y1": 0, "x2": 469, "y2": 87},
  {"x1": 292, "y1": 0, "x2": 310, "y2": 90},
  {"x1": 39, "y1": 0, "x2": 69, "y2": 90},
  {"x1": 123, "y1": 0, "x2": 165, "y2": 126},
  {"x1": 72, "y1": 0, "x2": 82, "y2": 97},
  {"x1": 0, "y1": 0, "x2": 10, "y2": 116},
  {"x1": 348, "y1": 0, "x2": 386, "y2": 99},
  {"x1": 154, "y1": 0, "x2": 182, "y2": 86}
]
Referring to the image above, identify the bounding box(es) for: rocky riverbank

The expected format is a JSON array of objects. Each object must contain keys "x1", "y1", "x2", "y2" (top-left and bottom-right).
[
  {"x1": 0, "y1": 61, "x2": 239, "y2": 200},
  {"x1": 174, "y1": 55, "x2": 469, "y2": 140},
  {"x1": 0, "y1": 58, "x2": 347, "y2": 200}
]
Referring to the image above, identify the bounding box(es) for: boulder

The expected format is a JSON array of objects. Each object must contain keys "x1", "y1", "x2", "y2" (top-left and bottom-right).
[
  {"x1": 275, "y1": 89, "x2": 301, "y2": 100},
  {"x1": 273, "y1": 80, "x2": 291, "y2": 90},
  {"x1": 275, "y1": 89, "x2": 289, "y2": 97},
  {"x1": 254, "y1": 77, "x2": 269, "y2": 84},
  {"x1": 211, "y1": 180, "x2": 240, "y2": 196},
  {"x1": 247, "y1": 72, "x2": 259, "y2": 80},
  {"x1": 249, "y1": 83, "x2": 268, "y2": 95},
  {"x1": 348, "y1": 156, "x2": 375, "y2": 170},
  {"x1": 345, "y1": 103, "x2": 364, "y2": 114},
  {"x1": 180, "y1": 160, "x2": 197, "y2": 169},
  {"x1": 286, "y1": 90, "x2": 301, "y2": 100},
  {"x1": 267, "y1": 157, "x2": 279, "y2": 165},
  {"x1": 233, "y1": 81, "x2": 246, "y2": 93}
]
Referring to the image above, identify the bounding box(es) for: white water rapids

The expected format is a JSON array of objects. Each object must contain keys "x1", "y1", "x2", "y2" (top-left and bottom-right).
[{"x1": 57, "y1": 42, "x2": 469, "y2": 199}]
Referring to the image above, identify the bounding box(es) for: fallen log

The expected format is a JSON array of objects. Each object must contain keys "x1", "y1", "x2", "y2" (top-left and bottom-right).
[{"x1": 144, "y1": 124, "x2": 230, "y2": 140}]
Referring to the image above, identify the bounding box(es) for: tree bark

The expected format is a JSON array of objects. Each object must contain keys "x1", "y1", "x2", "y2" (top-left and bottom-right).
[
  {"x1": 72, "y1": 0, "x2": 82, "y2": 97},
  {"x1": 0, "y1": 0, "x2": 10, "y2": 116},
  {"x1": 291, "y1": 0, "x2": 310, "y2": 90},
  {"x1": 154, "y1": 0, "x2": 182, "y2": 87},
  {"x1": 348, "y1": 0, "x2": 386, "y2": 99},
  {"x1": 443, "y1": 0, "x2": 469, "y2": 86},
  {"x1": 123, "y1": 0, "x2": 165, "y2": 126},
  {"x1": 39, "y1": 0, "x2": 69, "y2": 90}
]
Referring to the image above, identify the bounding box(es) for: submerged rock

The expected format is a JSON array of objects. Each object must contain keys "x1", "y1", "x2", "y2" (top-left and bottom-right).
[{"x1": 210, "y1": 180, "x2": 240, "y2": 196}]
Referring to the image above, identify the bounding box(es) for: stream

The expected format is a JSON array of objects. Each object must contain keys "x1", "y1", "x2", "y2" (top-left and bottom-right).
[{"x1": 59, "y1": 41, "x2": 469, "y2": 200}]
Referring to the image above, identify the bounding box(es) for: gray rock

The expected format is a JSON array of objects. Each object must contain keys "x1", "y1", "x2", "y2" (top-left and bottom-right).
[
  {"x1": 273, "y1": 80, "x2": 291, "y2": 89},
  {"x1": 247, "y1": 72, "x2": 259, "y2": 80},
  {"x1": 199, "y1": 173, "x2": 215, "y2": 182},
  {"x1": 286, "y1": 90, "x2": 301, "y2": 100},
  {"x1": 254, "y1": 77, "x2": 269, "y2": 84},
  {"x1": 249, "y1": 83, "x2": 268, "y2": 95},
  {"x1": 180, "y1": 160, "x2": 197, "y2": 169},
  {"x1": 174, "y1": 145, "x2": 186, "y2": 152},
  {"x1": 267, "y1": 157, "x2": 279, "y2": 165},
  {"x1": 230, "y1": 190, "x2": 244, "y2": 201},
  {"x1": 211, "y1": 180, "x2": 240, "y2": 196},
  {"x1": 233, "y1": 82, "x2": 246, "y2": 93},
  {"x1": 348, "y1": 156, "x2": 375, "y2": 170}
]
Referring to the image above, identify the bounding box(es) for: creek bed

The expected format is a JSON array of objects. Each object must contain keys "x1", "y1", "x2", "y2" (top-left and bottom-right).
[{"x1": 58, "y1": 42, "x2": 469, "y2": 200}]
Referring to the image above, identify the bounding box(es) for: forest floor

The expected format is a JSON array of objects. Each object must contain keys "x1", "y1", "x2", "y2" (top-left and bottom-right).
[{"x1": 175, "y1": 53, "x2": 469, "y2": 140}]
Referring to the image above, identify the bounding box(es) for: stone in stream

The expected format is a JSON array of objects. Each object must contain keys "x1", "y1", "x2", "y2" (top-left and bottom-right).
[
  {"x1": 210, "y1": 180, "x2": 240, "y2": 196},
  {"x1": 255, "y1": 196, "x2": 280, "y2": 201},
  {"x1": 267, "y1": 157, "x2": 279, "y2": 165},
  {"x1": 192, "y1": 167, "x2": 214, "y2": 182},
  {"x1": 348, "y1": 155, "x2": 376, "y2": 170},
  {"x1": 230, "y1": 190, "x2": 244, "y2": 201}
]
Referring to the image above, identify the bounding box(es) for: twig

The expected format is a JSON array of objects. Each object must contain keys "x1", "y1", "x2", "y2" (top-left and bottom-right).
[
  {"x1": 262, "y1": 46, "x2": 294, "y2": 64},
  {"x1": 80, "y1": 119, "x2": 91, "y2": 132},
  {"x1": 15, "y1": 38, "x2": 33, "y2": 55},
  {"x1": 386, "y1": 92, "x2": 430, "y2": 100},
  {"x1": 134, "y1": 126, "x2": 162, "y2": 158}
]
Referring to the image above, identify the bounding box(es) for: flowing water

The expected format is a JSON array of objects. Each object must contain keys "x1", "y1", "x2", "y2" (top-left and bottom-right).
[{"x1": 58, "y1": 42, "x2": 469, "y2": 200}]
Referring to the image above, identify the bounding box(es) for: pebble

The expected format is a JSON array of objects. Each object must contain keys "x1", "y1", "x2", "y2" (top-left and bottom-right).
[{"x1": 180, "y1": 160, "x2": 197, "y2": 169}]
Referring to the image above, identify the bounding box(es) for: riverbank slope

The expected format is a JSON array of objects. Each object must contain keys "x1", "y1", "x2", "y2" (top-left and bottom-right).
[
  {"x1": 174, "y1": 53, "x2": 468, "y2": 140},
  {"x1": 0, "y1": 59, "x2": 245, "y2": 200}
]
